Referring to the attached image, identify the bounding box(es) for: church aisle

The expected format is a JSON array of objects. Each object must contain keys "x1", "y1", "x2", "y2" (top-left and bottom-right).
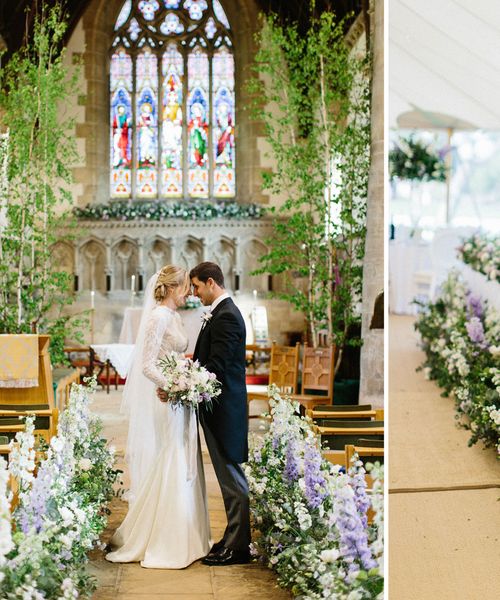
[
  {"x1": 88, "y1": 390, "x2": 291, "y2": 600},
  {"x1": 389, "y1": 315, "x2": 500, "y2": 599}
]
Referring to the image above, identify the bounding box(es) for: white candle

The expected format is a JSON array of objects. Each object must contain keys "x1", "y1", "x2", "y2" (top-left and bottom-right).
[
  {"x1": 253, "y1": 289, "x2": 257, "y2": 300},
  {"x1": 131, "y1": 274, "x2": 136, "y2": 292},
  {"x1": 90, "y1": 290, "x2": 95, "y2": 310}
]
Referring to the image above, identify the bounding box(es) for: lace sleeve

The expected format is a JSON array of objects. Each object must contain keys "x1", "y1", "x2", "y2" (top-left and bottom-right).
[{"x1": 142, "y1": 309, "x2": 172, "y2": 389}]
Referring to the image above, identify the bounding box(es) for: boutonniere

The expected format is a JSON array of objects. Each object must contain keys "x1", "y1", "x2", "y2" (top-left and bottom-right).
[{"x1": 201, "y1": 312, "x2": 213, "y2": 329}]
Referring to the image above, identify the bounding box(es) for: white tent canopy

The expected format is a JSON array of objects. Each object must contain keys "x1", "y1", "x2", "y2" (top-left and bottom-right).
[{"x1": 390, "y1": 0, "x2": 500, "y2": 130}]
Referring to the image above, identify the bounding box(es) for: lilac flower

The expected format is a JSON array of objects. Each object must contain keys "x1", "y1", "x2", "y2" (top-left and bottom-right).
[
  {"x1": 466, "y1": 317, "x2": 487, "y2": 347},
  {"x1": 466, "y1": 293, "x2": 483, "y2": 319},
  {"x1": 303, "y1": 440, "x2": 328, "y2": 509},
  {"x1": 284, "y1": 439, "x2": 299, "y2": 483}
]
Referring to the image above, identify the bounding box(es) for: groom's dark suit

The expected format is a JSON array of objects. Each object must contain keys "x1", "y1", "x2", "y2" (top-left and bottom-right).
[{"x1": 193, "y1": 296, "x2": 250, "y2": 553}]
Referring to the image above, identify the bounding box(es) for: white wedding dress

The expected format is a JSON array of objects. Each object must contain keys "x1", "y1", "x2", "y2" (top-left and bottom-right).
[{"x1": 106, "y1": 306, "x2": 211, "y2": 569}]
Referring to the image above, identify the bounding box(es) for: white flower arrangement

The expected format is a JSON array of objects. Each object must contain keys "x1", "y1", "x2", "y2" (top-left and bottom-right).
[
  {"x1": 458, "y1": 233, "x2": 500, "y2": 283},
  {"x1": 416, "y1": 271, "x2": 500, "y2": 454},
  {"x1": 157, "y1": 351, "x2": 221, "y2": 410},
  {"x1": 0, "y1": 378, "x2": 121, "y2": 598},
  {"x1": 245, "y1": 385, "x2": 384, "y2": 599}
]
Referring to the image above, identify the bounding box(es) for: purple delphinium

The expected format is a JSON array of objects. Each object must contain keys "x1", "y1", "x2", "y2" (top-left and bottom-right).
[
  {"x1": 16, "y1": 463, "x2": 54, "y2": 534},
  {"x1": 466, "y1": 293, "x2": 483, "y2": 319},
  {"x1": 348, "y1": 461, "x2": 371, "y2": 529},
  {"x1": 336, "y1": 493, "x2": 377, "y2": 577},
  {"x1": 303, "y1": 440, "x2": 328, "y2": 509},
  {"x1": 284, "y1": 438, "x2": 300, "y2": 483},
  {"x1": 465, "y1": 316, "x2": 487, "y2": 348}
]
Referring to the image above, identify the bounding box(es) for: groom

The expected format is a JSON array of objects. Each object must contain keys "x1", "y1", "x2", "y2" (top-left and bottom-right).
[{"x1": 189, "y1": 261, "x2": 250, "y2": 566}]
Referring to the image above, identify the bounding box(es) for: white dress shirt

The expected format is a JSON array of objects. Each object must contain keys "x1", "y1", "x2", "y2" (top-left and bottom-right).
[{"x1": 209, "y1": 291, "x2": 230, "y2": 313}]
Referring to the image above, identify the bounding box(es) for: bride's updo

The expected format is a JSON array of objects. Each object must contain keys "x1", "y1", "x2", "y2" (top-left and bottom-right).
[{"x1": 154, "y1": 265, "x2": 189, "y2": 303}]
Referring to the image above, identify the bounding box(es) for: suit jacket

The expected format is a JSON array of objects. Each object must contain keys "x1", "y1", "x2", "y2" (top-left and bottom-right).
[{"x1": 193, "y1": 297, "x2": 248, "y2": 464}]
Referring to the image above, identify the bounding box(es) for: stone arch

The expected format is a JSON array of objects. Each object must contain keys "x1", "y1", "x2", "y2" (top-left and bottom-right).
[
  {"x1": 177, "y1": 235, "x2": 203, "y2": 272},
  {"x1": 241, "y1": 237, "x2": 267, "y2": 293},
  {"x1": 146, "y1": 235, "x2": 172, "y2": 278},
  {"x1": 112, "y1": 235, "x2": 139, "y2": 290},
  {"x1": 79, "y1": 237, "x2": 107, "y2": 291},
  {"x1": 208, "y1": 235, "x2": 236, "y2": 290}
]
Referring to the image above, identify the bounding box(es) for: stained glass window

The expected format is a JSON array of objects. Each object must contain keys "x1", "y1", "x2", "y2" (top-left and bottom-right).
[{"x1": 110, "y1": 0, "x2": 234, "y2": 200}]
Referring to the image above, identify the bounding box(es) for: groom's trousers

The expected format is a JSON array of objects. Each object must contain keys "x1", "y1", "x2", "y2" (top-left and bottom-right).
[{"x1": 201, "y1": 421, "x2": 251, "y2": 553}]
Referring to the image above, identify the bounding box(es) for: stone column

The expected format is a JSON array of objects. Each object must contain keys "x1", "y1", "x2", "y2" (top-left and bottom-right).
[{"x1": 359, "y1": 0, "x2": 384, "y2": 408}]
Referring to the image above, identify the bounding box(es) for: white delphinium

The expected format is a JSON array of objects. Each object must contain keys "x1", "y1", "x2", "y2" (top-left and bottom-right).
[
  {"x1": 0, "y1": 456, "x2": 13, "y2": 574},
  {"x1": 8, "y1": 415, "x2": 36, "y2": 499}
]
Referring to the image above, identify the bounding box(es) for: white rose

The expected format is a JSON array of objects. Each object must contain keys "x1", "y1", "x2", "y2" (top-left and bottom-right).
[
  {"x1": 59, "y1": 506, "x2": 74, "y2": 526},
  {"x1": 78, "y1": 458, "x2": 92, "y2": 472},
  {"x1": 320, "y1": 548, "x2": 340, "y2": 563}
]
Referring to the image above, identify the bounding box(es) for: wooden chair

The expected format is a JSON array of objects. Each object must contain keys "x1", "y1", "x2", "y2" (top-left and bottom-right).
[
  {"x1": 247, "y1": 342, "x2": 300, "y2": 419},
  {"x1": 0, "y1": 335, "x2": 58, "y2": 445},
  {"x1": 245, "y1": 344, "x2": 271, "y2": 385},
  {"x1": 345, "y1": 443, "x2": 385, "y2": 468},
  {"x1": 52, "y1": 367, "x2": 81, "y2": 411},
  {"x1": 290, "y1": 344, "x2": 335, "y2": 412},
  {"x1": 307, "y1": 405, "x2": 376, "y2": 422},
  {"x1": 319, "y1": 420, "x2": 384, "y2": 451}
]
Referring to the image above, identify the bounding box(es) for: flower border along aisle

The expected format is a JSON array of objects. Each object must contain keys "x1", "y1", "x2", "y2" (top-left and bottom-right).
[
  {"x1": 457, "y1": 233, "x2": 500, "y2": 284},
  {"x1": 245, "y1": 386, "x2": 384, "y2": 600},
  {"x1": 415, "y1": 271, "x2": 500, "y2": 455},
  {"x1": 0, "y1": 379, "x2": 120, "y2": 599}
]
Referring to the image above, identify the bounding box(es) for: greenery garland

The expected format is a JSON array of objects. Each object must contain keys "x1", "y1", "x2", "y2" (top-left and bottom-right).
[
  {"x1": 389, "y1": 136, "x2": 447, "y2": 182},
  {"x1": 73, "y1": 200, "x2": 266, "y2": 222}
]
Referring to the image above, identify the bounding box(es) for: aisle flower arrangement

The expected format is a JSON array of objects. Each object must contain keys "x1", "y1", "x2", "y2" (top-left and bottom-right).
[
  {"x1": 245, "y1": 386, "x2": 384, "y2": 599},
  {"x1": 0, "y1": 379, "x2": 121, "y2": 598},
  {"x1": 415, "y1": 271, "x2": 500, "y2": 454},
  {"x1": 74, "y1": 200, "x2": 265, "y2": 222},
  {"x1": 457, "y1": 233, "x2": 500, "y2": 283}
]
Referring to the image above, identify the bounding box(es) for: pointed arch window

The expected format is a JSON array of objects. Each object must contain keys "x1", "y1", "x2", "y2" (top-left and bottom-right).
[{"x1": 110, "y1": 0, "x2": 235, "y2": 200}]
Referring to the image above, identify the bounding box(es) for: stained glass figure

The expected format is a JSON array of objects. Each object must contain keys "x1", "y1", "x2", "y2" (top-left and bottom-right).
[
  {"x1": 110, "y1": 49, "x2": 133, "y2": 197},
  {"x1": 205, "y1": 17, "x2": 217, "y2": 39},
  {"x1": 139, "y1": 0, "x2": 160, "y2": 21},
  {"x1": 161, "y1": 45, "x2": 184, "y2": 196},
  {"x1": 213, "y1": 47, "x2": 235, "y2": 197},
  {"x1": 136, "y1": 49, "x2": 158, "y2": 197},
  {"x1": 160, "y1": 13, "x2": 185, "y2": 35},
  {"x1": 188, "y1": 47, "x2": 209, "y2": 197},
  {"x1": 115, "y1": 0, "x2": 132, "y2": 30},
  {"x1": 213, "y1": 0, "x2": 230, "y2": 29},
  {"x1": 183, "y1": 0, "x2": 208, "y2": 21},
  {"x1": 110, "y1": 1, "x2": 235, "y2": 200},
  {"x1": 128, "y1": 18, "x2": 141, "y2": 41}
]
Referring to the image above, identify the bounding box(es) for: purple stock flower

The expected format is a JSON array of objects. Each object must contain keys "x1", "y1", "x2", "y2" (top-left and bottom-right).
[
  {"x1": 284, "y1": 439, "x2": 300, "y2": 483},
  {"x1": 466, "y1": 293, "x2": 483, "y2": 319},
  {"x1": 465, "y1": 317, "x2": 487, "y2": 347},
  {"x1": 303, "y1": 440, "x2": 328, "y2": 509}
]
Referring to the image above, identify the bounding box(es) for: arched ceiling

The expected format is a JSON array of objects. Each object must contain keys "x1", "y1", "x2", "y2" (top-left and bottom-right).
[{"x1": 0, "y1": 0, "x2": 364, "y2": 61}]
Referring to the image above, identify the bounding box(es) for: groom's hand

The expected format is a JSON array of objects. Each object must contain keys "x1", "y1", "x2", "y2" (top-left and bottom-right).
[{"x1": 157, "y1": 388, "x2": 168, "y2": 402}]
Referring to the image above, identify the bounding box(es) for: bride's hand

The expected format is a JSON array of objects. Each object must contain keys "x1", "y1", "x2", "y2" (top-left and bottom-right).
[{"x1": 157, "y1": 388, "x2": 168, "y2": 402}]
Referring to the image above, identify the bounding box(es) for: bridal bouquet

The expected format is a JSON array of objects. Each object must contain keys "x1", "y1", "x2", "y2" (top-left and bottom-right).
[{"x1": 157, "y1": 352, "x2": 221, "y2": 410}]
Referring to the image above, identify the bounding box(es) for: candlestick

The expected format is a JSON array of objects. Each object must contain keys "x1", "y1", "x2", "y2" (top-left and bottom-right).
[{"x1": 90, "y1": 290, "x2": 95, "y2": 310}]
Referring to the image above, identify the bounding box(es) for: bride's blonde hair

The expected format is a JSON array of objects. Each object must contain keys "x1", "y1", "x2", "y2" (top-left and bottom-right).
[{"x1": 154, "y1": 265, "x2": 190, "y2": 303}]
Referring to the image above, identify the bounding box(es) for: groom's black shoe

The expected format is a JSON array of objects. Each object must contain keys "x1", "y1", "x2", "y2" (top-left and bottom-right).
[
  {"x1": 202, "y1": 547, "x2": 250, "y2": 566},
  {"x1": 208, "y1": 539, "x2": 225, "y2": 555}
]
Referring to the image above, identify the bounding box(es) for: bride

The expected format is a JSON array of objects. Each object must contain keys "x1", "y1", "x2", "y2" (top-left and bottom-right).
[{"x1": 106, "y1": 265, "x2": 211, "y2": 569}]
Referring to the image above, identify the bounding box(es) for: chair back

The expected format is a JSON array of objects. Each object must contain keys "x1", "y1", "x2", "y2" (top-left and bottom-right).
[
  {"x1": 301, "y1": 343, "x2": 335, "y2": 397},
  {"x1": 268, "y1": 342, "x2": 300, "y2": 393}
]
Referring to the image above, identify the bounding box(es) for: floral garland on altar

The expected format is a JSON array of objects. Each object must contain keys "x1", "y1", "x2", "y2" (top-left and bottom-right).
[
  {"x1": 415, "y1": 272, "x2": 500, "y2": 454},
  {"x1": 73, "y1": 200, "x2": 266, "y2": 222},
  {"x1": 0, "y1": 379, "x2": 121, "y2": 598},
  {"x1": 245, "y1": 386, "x2": 384, "y2": 599},
  {"x1": 457, "y1": 233, "x2": 500, "y2": 283}
]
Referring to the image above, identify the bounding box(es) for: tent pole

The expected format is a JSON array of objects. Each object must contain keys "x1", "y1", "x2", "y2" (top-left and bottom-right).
[{"x1": 445, "y1": 127, "x2": 453, "y2": 225}]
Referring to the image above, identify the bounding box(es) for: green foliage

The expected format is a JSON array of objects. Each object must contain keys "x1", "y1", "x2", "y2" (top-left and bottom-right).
[
  {"x1": 0, "y1": 3, "x2": 85, "y2": 364},
  {"x1": 248, "y1": 12, "x2": 371, "y2": 364},
  {"x1": 389, "y1": 135, "x2": 447, "y2": 182}
]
